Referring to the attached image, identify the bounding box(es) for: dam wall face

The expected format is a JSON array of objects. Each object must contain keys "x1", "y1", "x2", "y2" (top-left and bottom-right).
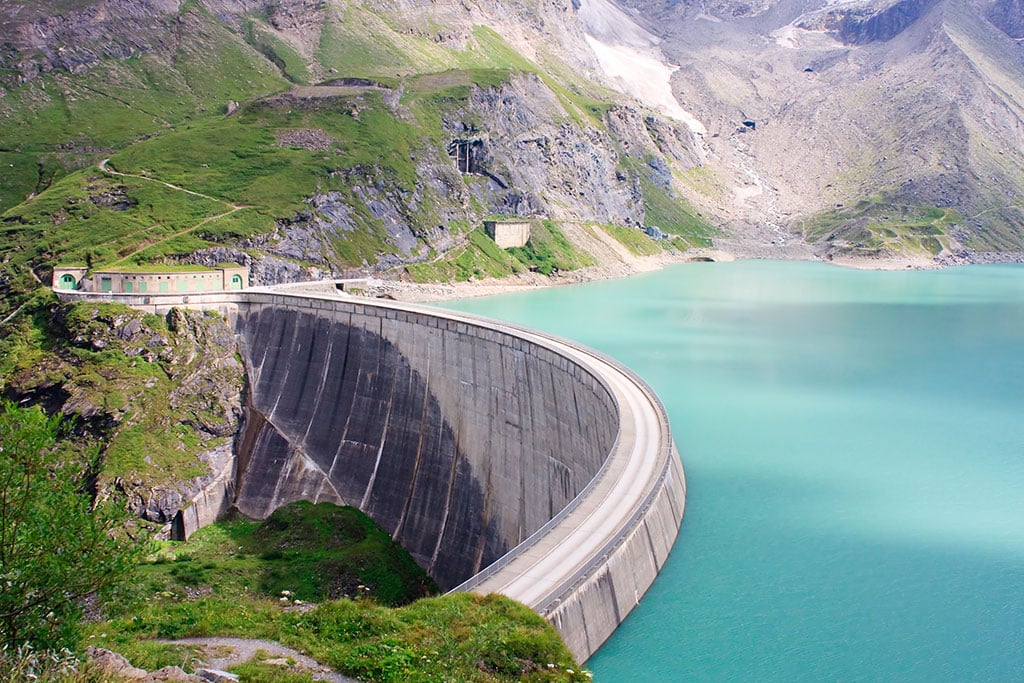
[
  {"x1": 62, "y1": 285, "x2": 686, "y2": 662},
  {"x1": 545, "y1": 447, "x2": 685, "y2": 660},
  {"x1": 233, "y1": 294, "x2": 618, "y2": 592}
]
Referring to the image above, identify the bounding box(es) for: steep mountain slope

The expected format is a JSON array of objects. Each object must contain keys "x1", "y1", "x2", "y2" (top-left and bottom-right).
[
  {"x1": 2, "y1": 0, "x2": 1022, "y2": 312},
  {"x1": 0, "y1": 0, "x2": 719, "y2": 318},
  {"x1": 619, "y1": 0, "x2": 1024, "y2": 260}
]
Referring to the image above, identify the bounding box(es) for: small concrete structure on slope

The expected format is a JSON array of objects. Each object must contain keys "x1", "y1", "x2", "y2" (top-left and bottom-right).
[
  {"x1": 484, "y1": 219, "x2": 531, "y2": 248},
  {"x1": 54, "y1": 283, "x2": 685, "y2": 662}
]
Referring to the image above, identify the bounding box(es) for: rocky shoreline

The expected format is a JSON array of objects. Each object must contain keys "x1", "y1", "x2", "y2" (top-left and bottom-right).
[
  {"x1": 356, "y1": 241, "x2": 1024, "y2": 304},
  {"x1": 360, "y1": 245, "x2": 725, "y2": 303}
]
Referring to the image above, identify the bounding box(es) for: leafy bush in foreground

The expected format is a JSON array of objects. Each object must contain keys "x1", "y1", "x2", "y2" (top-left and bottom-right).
[{"x1": 0, "y1": 402, "x2": 138, "y2": 652}]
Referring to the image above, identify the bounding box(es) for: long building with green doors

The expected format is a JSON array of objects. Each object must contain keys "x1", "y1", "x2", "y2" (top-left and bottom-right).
[{"x1": 52, "y1": 264, "x2": 248, "y2": 294}]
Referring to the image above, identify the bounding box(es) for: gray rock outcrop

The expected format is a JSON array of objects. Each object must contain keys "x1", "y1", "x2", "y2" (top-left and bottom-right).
[
  {"x1": 86, "y1": 647, "x2": 204, "y2": 682},
  {"x1": 796, "y1": 0, "x2": 934, "y2": 44}
]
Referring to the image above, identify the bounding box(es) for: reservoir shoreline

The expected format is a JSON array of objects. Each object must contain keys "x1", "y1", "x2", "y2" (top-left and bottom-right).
[{"x1": 359, "y1": 244, "x2": 1021, "y2": 304}]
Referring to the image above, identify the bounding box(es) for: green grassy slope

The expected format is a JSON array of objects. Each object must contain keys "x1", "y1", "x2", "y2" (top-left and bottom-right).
[
  {"x1": 0, "y1": 299, "x2": 243, "y2": 485},
  {"x1": 0, "y1": 5, "x2": 287, "y2": 214},
  {"x1": 796, "y1": 196, "x2": 962, "y2": 257},
  {"x1": 91, "y1": 501, "x2": 587, "y2": 682},
  {"x1": 132, "y1": 501, "x2": 437, "y2": 608},
  {"x1": 1, "y1": 1, "x2": 714, "y2": 325}
]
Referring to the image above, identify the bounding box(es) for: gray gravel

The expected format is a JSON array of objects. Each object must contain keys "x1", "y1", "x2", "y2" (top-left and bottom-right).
[{"x1": 162, "y1": 637, "x2": 359, "y2": 683}]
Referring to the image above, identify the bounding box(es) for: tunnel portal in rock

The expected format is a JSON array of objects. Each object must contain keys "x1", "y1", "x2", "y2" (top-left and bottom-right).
[{"x1": 448, "y1": 138, "x2": 484, "y2": 174}]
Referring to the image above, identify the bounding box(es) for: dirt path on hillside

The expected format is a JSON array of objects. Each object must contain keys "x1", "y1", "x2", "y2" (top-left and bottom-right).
[
  {"x1": 99, "y1": 158, "x2": 244, "y2": 209},
  {"x1": 97, "y1": 158, "x2": 248, "y2": 266},
  {"x1": 163, "y1": 637, "x2": 358, "y2": 682}
]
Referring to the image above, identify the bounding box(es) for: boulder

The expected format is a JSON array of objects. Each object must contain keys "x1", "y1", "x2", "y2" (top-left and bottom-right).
[
  {"x1": 145, "y1": 666, "x2": 204, "y2": 682},
  {"x1": 86, "y1": 647, "x2": 147, "y2": 680}
]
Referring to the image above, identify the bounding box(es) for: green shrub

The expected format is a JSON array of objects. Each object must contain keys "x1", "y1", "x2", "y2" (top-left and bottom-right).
[{"x1": 0, "y1": 402, "x2": 139, "y2": 653}]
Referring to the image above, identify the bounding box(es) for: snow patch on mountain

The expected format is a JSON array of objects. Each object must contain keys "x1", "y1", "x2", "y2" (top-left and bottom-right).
[{"x1": 578, "y1": 0, "x2": 707, "y2": 135}]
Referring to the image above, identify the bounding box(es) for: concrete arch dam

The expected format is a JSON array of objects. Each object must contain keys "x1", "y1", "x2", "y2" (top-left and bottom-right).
[{"x1": 228, "y1": 290, "x2": 685, "y2": 662}]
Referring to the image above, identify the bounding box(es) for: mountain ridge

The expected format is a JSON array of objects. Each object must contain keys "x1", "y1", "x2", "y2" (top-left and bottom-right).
[{"x1": 622, "y1": 0, "x2": 1024, "y2": 259}]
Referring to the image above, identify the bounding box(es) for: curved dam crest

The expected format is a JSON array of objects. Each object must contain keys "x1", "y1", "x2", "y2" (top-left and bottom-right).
[
  {"x1": 57, "y1": 285, "x2": 686, "y2": 662},
  {"x1": 235, "y1": 301, "x2": 615, "y2": 590}
]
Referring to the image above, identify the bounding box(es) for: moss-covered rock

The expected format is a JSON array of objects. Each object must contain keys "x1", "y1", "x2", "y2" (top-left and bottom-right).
[{"x1": 0, "y1": 300, "x2": 244, "y2": 532}]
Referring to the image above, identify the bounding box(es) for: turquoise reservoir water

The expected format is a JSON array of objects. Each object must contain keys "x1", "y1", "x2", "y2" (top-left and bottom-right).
[{"x1": 444, "y1": 261, "x2": 1024, "y2": 681}]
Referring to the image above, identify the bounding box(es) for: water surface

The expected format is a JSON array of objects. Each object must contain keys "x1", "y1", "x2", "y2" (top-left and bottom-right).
[{"x1": 444, "y1": 261, "x2": 1024, "y2": 681}]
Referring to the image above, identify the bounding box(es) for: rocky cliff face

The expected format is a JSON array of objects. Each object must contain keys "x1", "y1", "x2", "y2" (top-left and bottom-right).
[
  {"x1": 0, "y1": 302, "x2": 244, "y2": 538},
  {"x1": 0, "y1": 0, "x2": 593, "y2": 85},
  {"x1": 796, "y1": 0, "x2": 935, "y2": 44},
  {"x1": 2, "y1": 0, "x2": 202, "y2": 83},
  {"x1": 463, "y1": 76, "x2": 642, "y2": 224},
  {"x1": 985, "y1": 0, "x2": 1024, "y2": 38}
]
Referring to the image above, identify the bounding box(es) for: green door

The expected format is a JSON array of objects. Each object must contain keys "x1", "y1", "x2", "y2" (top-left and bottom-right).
[
  {"x1": 58, "y1": 274, "x2": 76, "y2": 290},
  {"x1": 159, "y1": 281, "x2": 169, "y2": 293},
  {"x1": 125, "y1": 281, "x2": 133, "y2": 293},
  {"x1": 139, "y1": 282, "x2": 148, "y2": 293},
  {"x1": 230, "y1": 274, "x2": 243, "y2": 290},
  {"x1": 100, "y1": 277, "x2": 112, "y2": 293}
]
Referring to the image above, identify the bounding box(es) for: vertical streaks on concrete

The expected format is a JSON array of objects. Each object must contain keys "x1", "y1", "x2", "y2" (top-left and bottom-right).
[
  {"x1": 428, "y1": 421, "x2": 463, "y2": 576},
  {"x1": 235, "y1": 299, "x2": 619, "y2": 591},
  {"x1": 359, "y1": 400, "x2": 390, "y2": 510},
  {"x1": 298, "y1": 315, "x2": 334, "y2": 452},
  {"x1": 387, "y1": 342, "x2": 432, "y2": 544}
]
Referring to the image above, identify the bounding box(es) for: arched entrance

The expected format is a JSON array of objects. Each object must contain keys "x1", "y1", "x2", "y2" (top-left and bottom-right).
[
  {"x1": 230, "y1": 274, "x2": 243, "y2": 290},
  {"x1": 58, "y1": 273, "x2": 77, "y2": 290}
]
